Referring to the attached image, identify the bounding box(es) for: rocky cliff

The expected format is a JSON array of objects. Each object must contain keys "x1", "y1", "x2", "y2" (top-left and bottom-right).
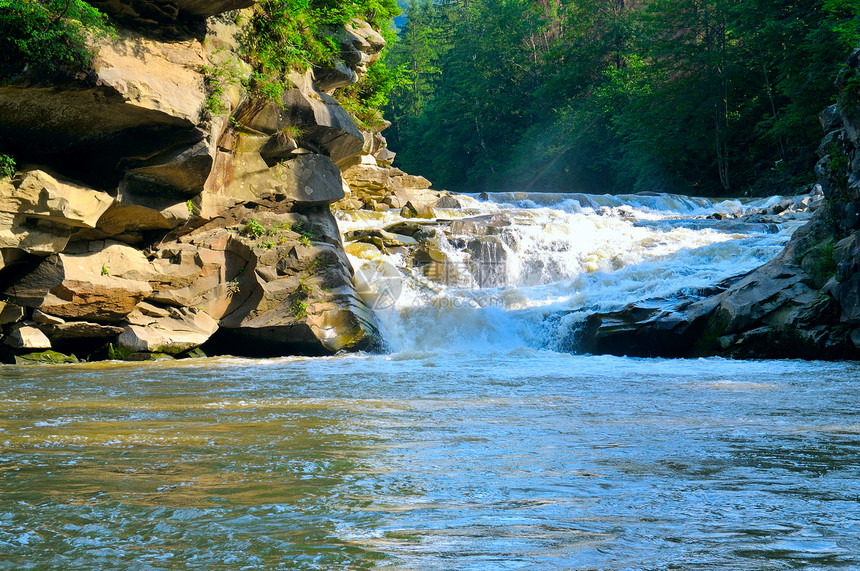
[
  {"x1": 0, "y1": 2, "x2": 401, "y2": 362},
  {"x1": 577, "y1": 49, "x2": 860, "y2": 360}
]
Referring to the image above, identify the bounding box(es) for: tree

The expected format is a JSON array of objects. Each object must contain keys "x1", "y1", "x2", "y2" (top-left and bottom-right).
[
  {"x1": 0, "y1": 0, "x2": 112, "y2": 80},
  {"x1": 384, "y1": 0, "x2": 860, "y2": 195}
]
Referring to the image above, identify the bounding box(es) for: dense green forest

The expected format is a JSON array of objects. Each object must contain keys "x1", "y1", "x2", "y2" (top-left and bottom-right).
[
  {"x1": 382, "y1": 0, "x2": 860, "y2": 195},
  {"x1": 2, "y1": 1, "x2": 857, "y2": 195}
]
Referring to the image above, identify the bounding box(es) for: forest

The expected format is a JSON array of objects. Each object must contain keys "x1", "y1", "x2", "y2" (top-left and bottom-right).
[
  {"x1": 1, "y1": 1, "x2": 858, "y2": 196},
  {"x1": 381, "y1": 0, "x2": 860, "y2": 196}
]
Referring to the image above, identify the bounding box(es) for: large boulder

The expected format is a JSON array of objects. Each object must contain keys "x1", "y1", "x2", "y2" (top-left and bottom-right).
[
  {"x1": 88, "y1": 200, "x2": 191, "y2": 241},
  {"x1": 170, "y1": 205, "x2": 382, "y2": 356},
  {"x1": 315, "y1": 19, "x2": 387, "y2": 91},
  {"x1": 121, "y1": 138, "x2": 215, "y2": 200},
  {"x1": 214, "y1": 264, "x2": 381, "y2": 355},
  {"x1": 232, "y1": 74, "x2": 364, "y2": 166},
  {"x1": 0, "y1": 172, "x2": 114, "y2": 263},
  {"x1": 218, "y1": 152, "x2": 346, "y2": 205},
  {"x1": 7, "y1": 170, "x2": 113, "y2": 228},
  {"x1": 0, "y1": 301, "x2": 25, "y2": 325},
  {"x1": 4, "y1": 323, "x2": 52, "y2": 350},
  {"x1": 149, "y1": 228, "x2": 256, "y2": 320},
  {"x1": 93, "y1": 31, "x2": 206, "y2": 124},
  {"x1": 6, "y1": 242, "x2": 155, "y2": 321},
  {"x1": 829, "y1": 233, "x2": 860, "y2": 324},
  {"x1": 138, "y1": 200, "x2": 381, "y2": 357},
  {"x1": 0, "y1": 210, "x2": 71, "y2": 263},
  {"x1": 342, "y1": 163, "x2": 391, "y2": 192},
  {"x1": 37, "y1": 319, "x2": 124, "y2": 342},
  {"x1": 709, "y1": 263, "x2": 818, "y2": 334},
  {"x1": 0, "y1": 29, "x2": 207, "y2": 188},
  {"x1": 118, "y1": 304, "x2": 218, "y2": 354}
]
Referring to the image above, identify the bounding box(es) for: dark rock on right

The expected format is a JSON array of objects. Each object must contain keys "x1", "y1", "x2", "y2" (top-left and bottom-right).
[{"x1": 587, "y1": 49, "x2": 860, "y2": 360}]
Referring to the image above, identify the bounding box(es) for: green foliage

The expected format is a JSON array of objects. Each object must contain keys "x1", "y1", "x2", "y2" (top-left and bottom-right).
[
  {"x1": 279, "y1": 125, "x2": 304, "y2": 139},
  {"x1": 838, "y1": 64, "x2": 860, "y2": 115},
  {"x1": 289, "y1": 279, "x2": 312, "y2": 319},
  {"x1": 293, "y1": 220, "x2": 321, "y2": 241},
  {"x1": 291, "y1": 298, "x2": 309, "y2": 319},
  {"x1": 386, "y1": 0, "x2": 860, "y2": 196},
  {"x1": 338, "y1": 58, "x2": 406, "y2": 129},
  {"x1": 801, "y1": 240, "x2": 839, "y2": 287},
  {"x1": 336, "y1": 24, "x2": 408, "y2": 129},
  {"x1": 0, "y1": 154, "x2": 14, "y2": 179},
  {"x1": 242, "y1": 219, "x2": 268, "y2": 238},
  {"x1": 824, "y1": 0, "x2": 860, "y2": 45},
  {"x1": 203, "y1": 81, "x2": 227, "y2": 115},
  {"x1": 202, "y1": 53, "x2": 247, "y2": 116},
  {"x1": 107, "y1": 343, "x2": 132, "y2": 361},
  {"x1": 0, "y1": 0, "x2": 113, "y2": 80},
  {"x1": 239, "y1": 0, "x2": 399, "y2": 101},
  {"x1": 240, "y1": 0, "x2": 332, "y2": 79},
  {"x1": 308, "y1": 252, "x2": 336, "y2": 271},
  {"x1": 239, "y1": 218, "x2": 323, "y2": 248}
]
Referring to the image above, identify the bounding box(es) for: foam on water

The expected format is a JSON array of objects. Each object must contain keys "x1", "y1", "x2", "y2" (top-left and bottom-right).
[{"x1": 337, "y1": 191, "x2": 807, "y2": 354}]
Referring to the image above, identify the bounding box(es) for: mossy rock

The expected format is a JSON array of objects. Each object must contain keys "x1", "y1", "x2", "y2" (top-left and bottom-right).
[
  {"x1": 800, "y1": 239, "x2": 838, "y2": 288},
  {"x1": 15, "y1": 350, "x2": 79, "y2": 365},
  {"x1": 107, "y1": 343, "x2": 133, "y2": 361}
]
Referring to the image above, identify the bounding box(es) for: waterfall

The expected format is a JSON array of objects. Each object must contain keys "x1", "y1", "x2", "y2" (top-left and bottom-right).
[{"x1": 336, "y1": 192, "x2": 812, "y2": 354}]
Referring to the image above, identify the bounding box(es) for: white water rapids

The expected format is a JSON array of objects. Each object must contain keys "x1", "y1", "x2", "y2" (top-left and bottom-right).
[{"x1": 336, "y1": 191, "x2": 814, "y2": 353}]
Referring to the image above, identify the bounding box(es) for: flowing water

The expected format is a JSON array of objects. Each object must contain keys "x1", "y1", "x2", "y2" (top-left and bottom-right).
[
  {"x1": 340, "y1": 192, "x2": 808, "y2": 352},
  {"x1": 2, "y1": 192, "x2": 859, "y2": 569}
]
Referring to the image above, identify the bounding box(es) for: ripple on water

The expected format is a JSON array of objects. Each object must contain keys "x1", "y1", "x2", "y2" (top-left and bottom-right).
[{"x1": 2, "y1": 356, "x2": 860, "y2": 569}]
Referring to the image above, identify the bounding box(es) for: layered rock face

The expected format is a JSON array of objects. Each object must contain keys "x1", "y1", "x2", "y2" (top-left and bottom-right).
[
  {"x1": 578, "y1": 49, "x2": 860, "y2": 360},
  {"x1": 0, "y1": 3, "x2": 383, "y2": 362},
  {"x1": 335, "y1": 126, "x2": 460, "y2": 217}
]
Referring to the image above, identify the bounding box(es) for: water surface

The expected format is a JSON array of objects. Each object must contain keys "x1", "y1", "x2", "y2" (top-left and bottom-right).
[{"x1": 2, "y1": 354, "x2": 859, "y2": 569}]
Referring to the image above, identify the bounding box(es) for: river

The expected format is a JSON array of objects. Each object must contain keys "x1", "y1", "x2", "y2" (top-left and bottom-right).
[{"x1": 1, "y1": 192, "x2": 859, "y2": 569}]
